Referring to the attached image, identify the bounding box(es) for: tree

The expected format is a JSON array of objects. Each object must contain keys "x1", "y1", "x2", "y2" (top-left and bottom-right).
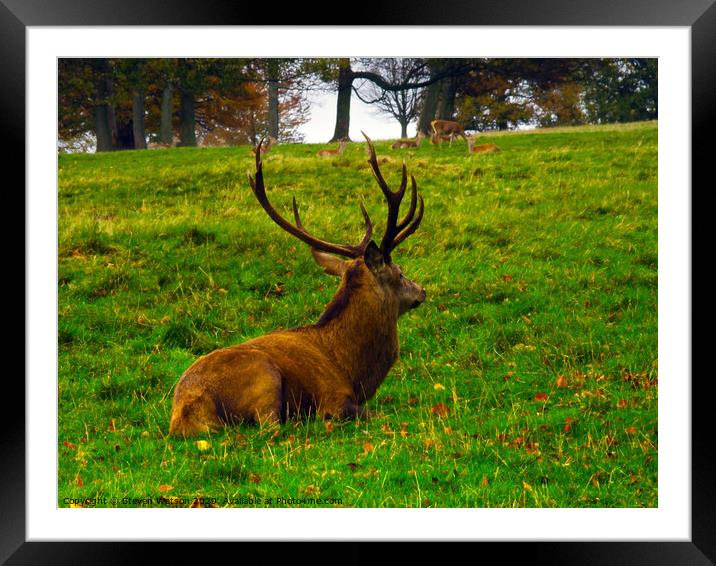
[
  {"x1": 313, "y1": 58, "x2": 468, "y2": 142},
  {"x1": 580, "y1": 58, "x2": 657, "y2": 123}
]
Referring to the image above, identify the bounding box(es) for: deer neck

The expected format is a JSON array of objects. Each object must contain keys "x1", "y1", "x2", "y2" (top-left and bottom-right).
[{"x1": 313, "y1": 263, "x2": 400, "y2": 402}]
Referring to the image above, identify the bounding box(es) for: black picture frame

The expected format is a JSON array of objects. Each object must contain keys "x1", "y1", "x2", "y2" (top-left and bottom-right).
[{"x1": 8, "y1": 0, "x2": 713, "y2": 563}]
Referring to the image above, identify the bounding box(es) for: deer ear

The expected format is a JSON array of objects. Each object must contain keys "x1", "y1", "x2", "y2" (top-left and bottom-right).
[
  {"x1": 311, "y1": 249, "x2": 346, "y2": 277},
  {"x1": 363, "y1": 241, "x2": 385, "y2": 271}
]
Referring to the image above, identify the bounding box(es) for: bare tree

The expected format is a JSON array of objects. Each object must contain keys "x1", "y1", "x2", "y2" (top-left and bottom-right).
[{"x1": 354, "y1": 58, "x2": 428, "y2": 138}]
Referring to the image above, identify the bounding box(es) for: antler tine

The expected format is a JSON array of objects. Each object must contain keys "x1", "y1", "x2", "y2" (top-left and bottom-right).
[
  {"x1": 248, "y1": 149, "x2": 373, "y2": 259},
  {"x1": 390, "y1": 191, "x2": 424, "y2": 252},
  {"x1": 362, "y1": 131, "x2": 422, "y2": 260}
]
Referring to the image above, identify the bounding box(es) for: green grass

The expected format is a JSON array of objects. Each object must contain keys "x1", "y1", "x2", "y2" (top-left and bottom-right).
[{"x1": 58, "y1": 121, "x2": 658, "y2": 508}]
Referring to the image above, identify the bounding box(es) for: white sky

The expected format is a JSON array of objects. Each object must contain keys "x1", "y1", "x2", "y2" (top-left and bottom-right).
[{"x1": 299, "y1": 89, "x2": 415, "y2": 143}]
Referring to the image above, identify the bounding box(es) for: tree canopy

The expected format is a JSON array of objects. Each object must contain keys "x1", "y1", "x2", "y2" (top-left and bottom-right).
[{"x1": 58, "y1": 57, "x2": 657, "y2": 152}]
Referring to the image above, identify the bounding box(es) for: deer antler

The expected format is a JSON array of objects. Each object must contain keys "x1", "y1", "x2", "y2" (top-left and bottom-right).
[
  {"x1": 362, "y1": 132, "x2": 424, "y2": 261},
  {"x1": 248, "y1": 139, "x2": 373, "y2": 259}
]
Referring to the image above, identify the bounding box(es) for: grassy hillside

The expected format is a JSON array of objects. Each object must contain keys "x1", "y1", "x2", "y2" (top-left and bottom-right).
[{"x1": 58, "y1": 121, "x2": 658, "y2": 508}]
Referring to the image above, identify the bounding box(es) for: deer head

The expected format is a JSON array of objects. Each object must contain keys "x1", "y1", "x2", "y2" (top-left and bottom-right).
[{"x1": 249, "y1": 132, "x2": 425, "y2": 316}]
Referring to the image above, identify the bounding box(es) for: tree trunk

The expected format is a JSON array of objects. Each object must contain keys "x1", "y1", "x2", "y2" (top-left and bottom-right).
[
  {"x1": 266, "y1": 60, "x2": 280, "y2": 140},
  {"x1": 132, "y1": 89, "x2": 147, "y2": 149},
  {"x1": 92, "y1": 60, "x2": 114, "y2": 152},
  {"x1": 330, "y1": 59, "x2": 353, "y2": 142},
  {"x1": 400, "y1": 118, "x2": 408, "y2": 139},
  {"x1": 437, "y1": 76, "x2": 458, "y2": 120},
  {"x1": 178, "y1": 88, "x2": 196, "y2": 147},
  {"x1": 160, "y1": 84, "x2": 174, "y2": 144},
  {"x1": 114, "y1": 120, "x2": 135, "y2": 150},
  {"x1": 417, "y1": 79, "x2": 441, "y2": 134}
]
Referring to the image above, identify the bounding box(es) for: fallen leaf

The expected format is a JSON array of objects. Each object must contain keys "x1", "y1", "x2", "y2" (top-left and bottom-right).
[
  {"x1": 362, "y1": 442, "x2": 374, "y2": 455},
  {"x1": 63, "y1": 441, "x2": 76, "y2": 450},
  {"x1": 563, "y1": 417, "x2": 573, "y2": 433},
  {"x1": 556, "y1": 375, "x2": 568, "y2": 388},
  {"x1": 433, "y1": 383, "x2": 446, "y2": 391},
  {"x1": 431, "y1": 403, "x2": 450, "y2": 417},
  {"x1": 481, "y1": 475, "x2": 489, "y2": 487},
  {"x1": 159, "y1": 484, "x2": 173, "y2": 493},
  {"x1": 625, "y1": 426, "x2": 637, "y2": 435},
  {"x1": 617, "y1": 399, "x2": 628, "y2": 409},
  {"x1": 108, "y1": 419, "x2": 117, "y2": 432},
  {"x1": 534, "y1": 392, "x2": 549, "y2": 402},
  {"x1": 324, "y1": 421, "x2": 334, "y2": 434},
  {"x1": 249, "y1": 473, "x2": 261, "y2": 484},
  {"x1": 522, "y1": 481, "x2": 533, "y2": 491}
]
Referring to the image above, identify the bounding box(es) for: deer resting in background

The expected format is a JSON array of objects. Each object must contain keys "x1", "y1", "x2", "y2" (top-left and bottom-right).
[
  {"x1": 467, "y1": 135, "x2": 500, "y2": 154},
  {"x1": 317, "y1": 139, "x2": 348, "y2": 158},
  {"x1": 391, "y1": 132, "x2": 425, "y2": 150},
  {"x1": 169, "y1": 133, "x2": 426, "y2": 437}
]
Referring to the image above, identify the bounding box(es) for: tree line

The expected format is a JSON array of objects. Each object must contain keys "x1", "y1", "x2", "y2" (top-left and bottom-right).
[{"x1": 58, "y1": 58, "x2": 657, "y2": 152}]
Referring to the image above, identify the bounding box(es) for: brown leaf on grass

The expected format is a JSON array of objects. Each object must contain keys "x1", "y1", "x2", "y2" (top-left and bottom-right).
[
  {"x1": 400, "y1": 423, "x2": 410, "y2": 438},
  {"x1": 362, "y1": 442, "x2": 374, "y2": 455},
  {"x1": 617, "y1": 399, "x2": 628, "y2": 409},
  {"x1": 431, "y1": 403, "x2": 450, "y2": 417},
  {"x1": 63, "y1": 441, "x2": 76, "y2": 450},
  {"x1": 481, "y1": 475, "x2": 489, "y2": 487},
  {"x1": 556, "y1": 375, "x2": 568, "y2": 388},
  {"x1": 108, "y1": 419, "x2": 117, "y2": 432},
  {"x1": 501, "y1": 274, "x2": 513, "y2": 282},
  {"x1": 408, "y1": 396, "x2": 419, "y2": 406},
  {"x1": 75, "y1": 475, "x2": 83, "y2": 487},
  {"x1": 625, "y1": 426, "x2": 637, "y2": 435},
  {"x1": 522, "y1": 481, "x2": 533, "y2": 492},
  {"x1": 534, "y1": 392, "x2": 549, "y2": 402},
  {"x1": 563, "y1": 417, "x2": 573, "y2": 433},
  {"x1": 159, "y1": 484, "x2": 173, "y2": 493},
  {"x1": 324, "y1": 421, "x2": 334, "y2": 434},
  {"x1": 381, "y1": 424, "x2": 394, "y2": 435},
  {"x1": 249, "y1": 473, "x2": 261, "y2": 484}
]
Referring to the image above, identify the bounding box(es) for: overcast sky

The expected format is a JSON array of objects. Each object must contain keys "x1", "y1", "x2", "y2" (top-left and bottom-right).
[{"x1": 298, "y1": 90, "x2": 416, "y2": 144}]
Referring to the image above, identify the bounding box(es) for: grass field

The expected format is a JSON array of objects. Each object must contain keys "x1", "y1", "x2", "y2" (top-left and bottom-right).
[{"x1": 57, "y1": 121, "x2": 658, "y2": 508}]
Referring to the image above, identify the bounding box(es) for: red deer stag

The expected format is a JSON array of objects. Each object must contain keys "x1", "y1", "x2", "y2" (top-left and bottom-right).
[
  {"x1": 169, "y1": 133, "x2": 426, "y2": 437},
  {"x1": 430, "y1": 119, "x2": 468, "y2": 145}
]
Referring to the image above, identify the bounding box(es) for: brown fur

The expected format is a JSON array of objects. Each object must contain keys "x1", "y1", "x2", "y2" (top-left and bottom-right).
[
  {"x1": 467, "y1": 136, "x2": 500, "y2": 154},
  {"x1": 430, "y1": 119, "x2": 468, "y2": 145},
  {"x1": 169, "y1": 253, "x2": 425, "y2": 437},
  {"x1": 391, "y1": 132, "x2": 424, "y2": 150}
]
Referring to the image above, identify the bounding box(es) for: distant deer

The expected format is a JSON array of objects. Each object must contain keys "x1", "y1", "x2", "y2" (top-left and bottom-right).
[
  {"x1": 169, "y1": 133, "x2": 426, "y2": 437},
  {"x1": 250, "y1": 136, "x2": 277, "y2": 156},
  {"x1": 467, "y1": 135, "x2": 500, "y2": 154},
  {"x1": 317, "y1": 139, "x2": 348, "y2": 158},
  {"x1": 430, "y1": 119, "x2": 468, "y2": 145},
  {"x1": 429, "y1": 133, "x2": 453, "y2": 146},
  {"x1": 391, "y1": 132, "x2": 425, "y2": 150}
]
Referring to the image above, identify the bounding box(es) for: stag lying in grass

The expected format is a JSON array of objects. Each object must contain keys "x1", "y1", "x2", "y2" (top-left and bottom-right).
[
  {"x1": 316, "y1": 139, "x2": 348, "y2": 158},
  {"x1": 169, "y1": 133, "x2": 426, "y2": 437},
  {"x1": 467, "y1": 135, "x2": 501, "y2": 155},
  {"x1": 391, "y1": 132, "x2": 425, "y2": 150}
]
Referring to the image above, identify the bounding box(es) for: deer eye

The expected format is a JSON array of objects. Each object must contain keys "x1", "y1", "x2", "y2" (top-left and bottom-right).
[{"x1": 399, "y1": 272, "x2": 404, "y2": 279}]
